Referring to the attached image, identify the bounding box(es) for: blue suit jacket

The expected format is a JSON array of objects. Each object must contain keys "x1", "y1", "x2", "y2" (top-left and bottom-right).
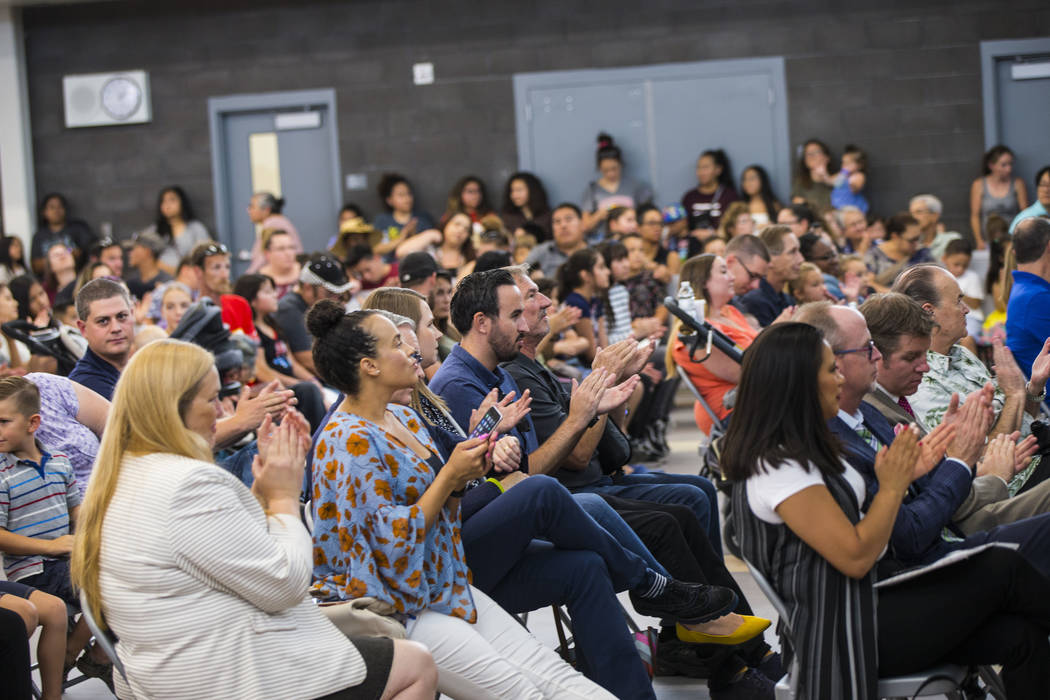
[{"x1": 828, "y1": 401, "x2": 972, "y2": 565}]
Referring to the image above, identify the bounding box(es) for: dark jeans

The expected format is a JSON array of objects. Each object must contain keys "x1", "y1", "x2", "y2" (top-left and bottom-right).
[
  {"x1": 462, "y1": 475, "x2": 656, "y2": 700},
  {"x1": 878, "y1": 547, "x2": 1050, "y2": 698},
  {"x1": 216, "y1": 440, "x2": 259, "y2": 487},
  {"x1": 0, "y1": 607, "x2": 31, "y2": 700},
  {"x1": 19, "y1": 559, "x2": 75, "y2": 608},
  {"x1": 575, "y1": 472, "x2": 723, "y2": 557},
  {"x1": 958, "y1": 511, "x2": 1050, "y2": 579}
]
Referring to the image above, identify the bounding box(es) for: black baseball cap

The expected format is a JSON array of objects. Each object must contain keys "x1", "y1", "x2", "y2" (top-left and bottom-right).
[{"x1": 398, "y1": 252, "x2": 439, "y2": 285}]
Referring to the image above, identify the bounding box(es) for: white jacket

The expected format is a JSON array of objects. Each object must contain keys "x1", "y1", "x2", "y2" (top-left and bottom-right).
[{"x1": 99, "y1": 453, "x2": 365, "y2": 699}]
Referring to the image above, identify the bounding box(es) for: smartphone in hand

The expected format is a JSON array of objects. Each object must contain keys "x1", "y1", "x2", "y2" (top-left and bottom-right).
[{"x1": 469, "y1": 406, "x2": 502, "y2": 440}]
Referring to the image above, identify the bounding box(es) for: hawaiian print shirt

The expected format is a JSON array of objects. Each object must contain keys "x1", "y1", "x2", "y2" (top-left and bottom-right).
[
  {"x1": 911, "y1": 344, "x2": 1037, "y2": 494},
  {"x1": 311, "y1": 403, "x2": 476, "y2": 622}
]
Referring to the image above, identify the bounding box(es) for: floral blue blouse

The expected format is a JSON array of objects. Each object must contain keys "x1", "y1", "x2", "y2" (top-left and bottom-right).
[{"x1": 310, "y1": 403, "x2": 476, "y2": 622}]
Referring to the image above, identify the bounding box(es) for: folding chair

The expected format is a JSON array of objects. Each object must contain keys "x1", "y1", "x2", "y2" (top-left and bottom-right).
[
  {"x1": 742, "y1": 558, "x2": 1004, "y2": 699},
  {"x1": 77, "y1": 590, "x2": 127, "y2": 686}
]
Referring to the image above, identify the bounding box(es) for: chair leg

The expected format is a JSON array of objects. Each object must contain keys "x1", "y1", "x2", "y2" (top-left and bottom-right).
[
  {"x1": 976, "y1": 665, "x2": 1008, "y2": 700},
  {"x1": 551, "y1": 606, "x2": 575, "y2": 665}
]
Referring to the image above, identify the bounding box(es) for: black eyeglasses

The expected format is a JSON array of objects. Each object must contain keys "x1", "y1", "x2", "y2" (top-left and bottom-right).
[
  {"x1": 739, "y1": 261, "x2": 763, "y2": 283},
  {"x1": 834, "y1": 339, "x2": 877, "y2": 361}
]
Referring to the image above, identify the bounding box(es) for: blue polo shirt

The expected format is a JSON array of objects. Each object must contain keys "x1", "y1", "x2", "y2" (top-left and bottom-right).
[
  {"x1": 738, "y1": 277, "x2": 795, "y2": 327},
  {"x1": 1006, "y1": 270, "x2": 1050, "y2": 378},
  {"x1": 68, "y1": 347, "x2": 121, "y2": 400},
  {"x1": 429, "y1": 344, "x2": 539, "y2": 456},
  {"x1": 0, "y1": 445, "x2": 80, "y2": 581}
]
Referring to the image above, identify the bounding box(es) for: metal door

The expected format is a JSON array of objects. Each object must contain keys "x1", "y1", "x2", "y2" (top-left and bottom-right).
[
  {"x1": 992, "y1": 54, "x2": 1050, "y2": 193},
  {"x1": 515, "y1": 59, "x2": 790, "y2": 211},
  {"x1": 209, "y1": 90, "x2": 341, "y2": 276},
  {"x1": 524, "y1": 81, "x2": 650, "y2": 206}
]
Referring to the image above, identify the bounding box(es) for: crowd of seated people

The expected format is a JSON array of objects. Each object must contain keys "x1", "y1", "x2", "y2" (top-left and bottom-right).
[{"x1": 0, "y1": 129, "x2": 1048, "y2": 700}]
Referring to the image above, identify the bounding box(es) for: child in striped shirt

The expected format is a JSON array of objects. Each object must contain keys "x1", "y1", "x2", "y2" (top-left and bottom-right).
[{"x1": 0, "y1": 376, "x2": 111, "y2": 689}]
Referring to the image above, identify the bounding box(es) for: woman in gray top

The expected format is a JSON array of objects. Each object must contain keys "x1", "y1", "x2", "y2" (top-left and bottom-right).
[
  {"x1": 969, "y1": 145, "x2": 1028, "y2": 250},
  {"x1": 579, "y1": 133, "x2": 653, "y2": 240},
  {"x1": 145, "y1": 186, "x2": 213, "y2": 274}
]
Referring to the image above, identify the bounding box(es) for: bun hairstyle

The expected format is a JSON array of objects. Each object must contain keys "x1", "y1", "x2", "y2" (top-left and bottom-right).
[
  {"x1": 307, "y1": 300, "x2": 378, "y2": 396},
  {"x1": 255, "y1": 192, "x2": 285, "y2": 215},
  {"x1": 596, "y1": 132, "x2": 622, "y2": 167}
]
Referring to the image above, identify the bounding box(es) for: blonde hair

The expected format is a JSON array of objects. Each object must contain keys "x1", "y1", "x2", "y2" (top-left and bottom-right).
[
  {"x1": 789, "y1": 262, "x2": 822, "y2": 298},
  {"x1": 718, "y1": 201, "x2": 751, "y2": 239},
  {"x1": 71, "y1": 339, "x2": 215, "y2": 629},
  {"x1": 361, "y1": 287, "x2": 450, "y2": 415}
]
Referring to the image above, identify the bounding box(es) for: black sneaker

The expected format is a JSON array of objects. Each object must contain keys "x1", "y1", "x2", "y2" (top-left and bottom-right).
[
  {"x1": 630, "y1": 579, "x2": 737, "y2": 625},
  {"x1": 653, "y1": 638, "x2": 717, "y2": 678},
  {"x1": 709, "y1": 667, "x2": 775, "y2": 700}
]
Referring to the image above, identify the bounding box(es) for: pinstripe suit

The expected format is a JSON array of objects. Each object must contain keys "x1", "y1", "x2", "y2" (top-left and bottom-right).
[{"x1": 99, "y1": 453, "x2": 366, "y2": 700}]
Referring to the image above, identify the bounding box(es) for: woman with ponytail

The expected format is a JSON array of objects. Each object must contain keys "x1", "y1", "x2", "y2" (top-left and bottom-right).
[
  {"x1": 579, "y1": 133, "x2": 654, "y2": 239},
  {"x1": 71, "y1": 338, "x2": 436, "y2": 700}
]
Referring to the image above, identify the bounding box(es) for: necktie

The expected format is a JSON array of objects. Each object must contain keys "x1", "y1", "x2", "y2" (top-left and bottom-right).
[
  {"x1": 898, "y1": 395, "x2": 916, "y2": 419},
  {"x1": 855, "y1": 424, "x2": 880, "y2": 452}
]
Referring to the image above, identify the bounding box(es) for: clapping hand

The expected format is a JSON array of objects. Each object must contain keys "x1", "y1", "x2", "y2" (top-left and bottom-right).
[
  {"x1": 991, "y1": 338, "x2": 1026, "y2": 397},
  {"x1": 469, "y1": 388, "x2": 532, "y2": 435},
  {"x1": 251, "y1": 414, "x2": 308, "y2": 513},
  {"x1": 875, "y1": 424, "x2": 922, "y2": 496},
  {"x1": 977, "y1": 433, "x2": 1018, "y2": 482},
  {"x1": 597, "y1": 375, "x2": 640, "y2": 416},
  {"x1": 547, "y1": 305, "x2": 583, "y2": 336},
  {"x1": 568, "y1": 367, "x2": 613, "y2": 426},
  {"x1": 943, "y1": 385, "x2": 995, "y2": 465},
  {"x1": 911, "y1": 420, "x2": 956, "y2": 480},
  {"x1": 1028, "y1": 338, "x2": 1050, "y2": 396}
]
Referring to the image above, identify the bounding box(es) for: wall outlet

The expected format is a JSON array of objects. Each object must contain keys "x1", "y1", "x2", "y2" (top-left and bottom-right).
[{"x1": 412, "y1": 62, "x2": 434, "y2": 85}]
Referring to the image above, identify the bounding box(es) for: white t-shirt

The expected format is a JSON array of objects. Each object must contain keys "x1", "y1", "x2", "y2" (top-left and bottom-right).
[
  {"x1": 747, "y1": 457, "x2": 867, "y2": 524},
  {"x1": 955, "y1": 269, "x2": 985, "y2": 322}
]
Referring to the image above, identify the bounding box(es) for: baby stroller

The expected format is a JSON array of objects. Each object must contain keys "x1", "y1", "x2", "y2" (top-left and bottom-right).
[
  {"x1": 169, "y1": 298, "x2": 250, "y2": 400},
  {"x1": 0, "y1": 320, "x2": 86, "y2": 376}
]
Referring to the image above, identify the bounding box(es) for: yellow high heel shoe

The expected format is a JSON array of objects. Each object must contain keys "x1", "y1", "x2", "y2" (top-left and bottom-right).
[{"x1": 676, "y1": 616, "x2": 771, "y2": 646}]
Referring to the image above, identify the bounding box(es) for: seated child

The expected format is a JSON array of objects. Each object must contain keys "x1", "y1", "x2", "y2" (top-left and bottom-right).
[
  {"x1": 789, "y1": 262, "x2": 829, "y2": 303},
  {"x1": 0, "y1": 377, "x2": 111, "y2": 687},
  {"x1": 941, "y1": 238, "x2": 985, "y2": 341}
]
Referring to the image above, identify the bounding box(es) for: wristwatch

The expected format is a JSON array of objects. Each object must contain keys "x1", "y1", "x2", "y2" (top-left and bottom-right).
[{"x1": 1026, "y1": 382, "x2": 1047, "y2": 402}]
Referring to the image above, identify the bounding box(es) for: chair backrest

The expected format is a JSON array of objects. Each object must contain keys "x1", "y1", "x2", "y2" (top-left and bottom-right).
[
  {"x1": 744, "y1": 558, "x2": 799, "y2": 698},
  {"x1": 78, "y1": 590, "x2": 128, "y2": 683},
  {"x1": 675, "y1": 366, "x2": 726, "y2": 435}
]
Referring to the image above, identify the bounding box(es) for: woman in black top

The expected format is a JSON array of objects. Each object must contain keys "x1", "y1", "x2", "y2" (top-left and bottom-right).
[{"x1": 232, "y1": 273, "x2": 326, "y2": 432}]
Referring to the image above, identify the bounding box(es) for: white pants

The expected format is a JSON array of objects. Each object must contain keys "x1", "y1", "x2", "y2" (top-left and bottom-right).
[{"x1": 406, "y1": 586, "x2": 617, "y2": 700}]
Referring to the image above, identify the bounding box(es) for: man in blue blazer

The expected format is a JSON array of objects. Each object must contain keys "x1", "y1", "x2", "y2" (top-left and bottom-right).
[{"x1": 796, "y1": 302, "x2": 1050, "y2": 577}]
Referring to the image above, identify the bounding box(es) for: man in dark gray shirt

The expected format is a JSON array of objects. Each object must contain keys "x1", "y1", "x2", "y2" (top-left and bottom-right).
[
  {"x1": 502, "y1": 265, "x2": 724, "y2": 549},
  {"x1": 273, "y1": 255, "x2": 354, "y2": 374}
]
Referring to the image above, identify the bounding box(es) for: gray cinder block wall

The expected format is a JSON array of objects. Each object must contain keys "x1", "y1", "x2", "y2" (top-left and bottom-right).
[{"x1": 20, "y1": 0, "x2": 1050, "y2": 240}]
